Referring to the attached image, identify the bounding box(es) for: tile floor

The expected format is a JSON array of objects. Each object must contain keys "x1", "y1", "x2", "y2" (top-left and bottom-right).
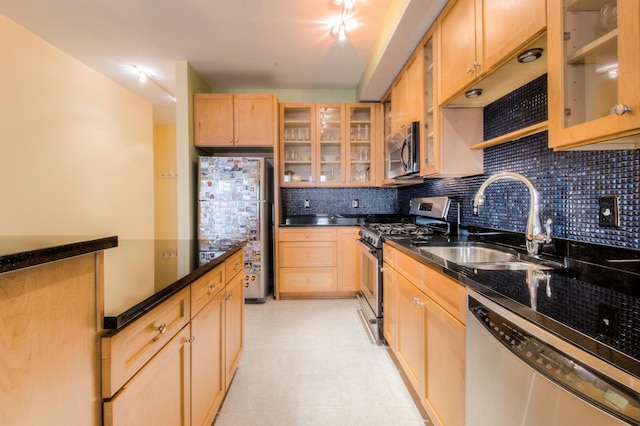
[{"x1": 214, "y1": 297, "x2": 429, "y2": 426}]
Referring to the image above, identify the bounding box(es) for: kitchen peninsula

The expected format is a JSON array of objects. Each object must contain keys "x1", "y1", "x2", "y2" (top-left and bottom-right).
[{"x1": 0, "y1": 237, "x2": 245, "y2": 426}]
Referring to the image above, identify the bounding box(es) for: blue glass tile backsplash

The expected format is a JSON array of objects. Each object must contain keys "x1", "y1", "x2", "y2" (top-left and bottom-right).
[{"x1": 282, "y1": 75, "x2": 639, "y2": 249}]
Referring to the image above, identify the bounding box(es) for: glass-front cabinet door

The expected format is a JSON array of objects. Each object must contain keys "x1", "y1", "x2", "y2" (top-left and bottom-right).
[
  {"x1": 421, "y1": 35, "x2": 438, "y2": 176},
  {"x1": 317, "y1": 104, "x2": 344, "y2": 186},
  {"x1": 281, "y1": 104, "x2": 314, "y2": 186},
  {"x1": 346, "y1": 104, "x2": 375, "y2": 186},
  {"x1": 548, "y1": 0, "x2": 640, "y2": 149}
]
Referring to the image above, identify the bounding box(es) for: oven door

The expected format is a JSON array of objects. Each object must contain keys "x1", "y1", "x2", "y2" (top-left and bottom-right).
[{"x1": 357, "y1": 239, "x2": 381, "y2": 318}]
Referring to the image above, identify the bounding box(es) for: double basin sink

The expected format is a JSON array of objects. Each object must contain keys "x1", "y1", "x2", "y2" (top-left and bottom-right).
[{"x1": 416, "y1": 242, "x2": 563, "y2": 271}]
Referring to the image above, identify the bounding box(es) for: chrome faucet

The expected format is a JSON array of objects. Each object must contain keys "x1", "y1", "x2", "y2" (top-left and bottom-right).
[{"x1": 473, "y1": 172, "x2": 552, "y2": 256}]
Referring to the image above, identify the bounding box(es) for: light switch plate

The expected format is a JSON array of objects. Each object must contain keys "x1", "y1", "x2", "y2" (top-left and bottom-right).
[{"x1": 598, "y1": 196, "x2": 620, "y2": 227}]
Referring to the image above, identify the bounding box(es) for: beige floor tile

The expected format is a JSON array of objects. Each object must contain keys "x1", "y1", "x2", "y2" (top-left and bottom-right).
[{"x1": 215, "y1": 297, "x2": 427, "y2": 425}]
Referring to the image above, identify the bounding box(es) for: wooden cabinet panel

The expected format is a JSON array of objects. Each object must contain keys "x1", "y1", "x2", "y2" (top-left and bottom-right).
[
  {"x1": 382, "y1": 266, "x2": 399, "y2": 351},
  {"x1": 191, "y1": 292, "x2": 225, "y2": 426},
  {"x1": 279, "y1": 227, "x2": 336, "y2": 242},
  {"x1": 278, "y1": 267, "x2": 338, "y2": 293},
  {"x1": 396, "y1": 274, "x2": 426, "y2": 399},
  {"x1": 279, "y1": 241, "x2": 337, "y2": 268},
  {"x1": 191, "y1": 264, "x2": 225, "y2": 318},
  {"x1": 101, "y1": 287, "x2": 190, "y2": 398},
  {"x1": 103, "y1": 326, "x2": 191, "y2": 426},
  {"x1": 0, "y1": 254, "x2": 101, "y2": 426},
  {"x1": 224, "y1": 272, "x2": 244, "y2": 390},
  {"x1": 419, "y1": 265, "x2": 466, "y2": 325},
  {"x1": 425, "y1": 300, "x2": 465, "y2": 426},
  {"x1": 337, "y1": 227, "x2": 360, "y2": 292},
  {"x1": 194, "y1": 93, "x2": 276, "y2": 147},
  {"x1": 225, "y1": 249, "x2": 244, "y2": 280}
]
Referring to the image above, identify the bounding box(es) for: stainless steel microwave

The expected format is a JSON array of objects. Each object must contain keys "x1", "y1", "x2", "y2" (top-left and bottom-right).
[{"x1": 386, "y1": 121, "x2": 420, "y2": 179}]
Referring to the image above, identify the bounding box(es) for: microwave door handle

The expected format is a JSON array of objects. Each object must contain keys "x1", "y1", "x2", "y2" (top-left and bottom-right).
[{"x1": 400, "y1": 139, "x2": 409, "y2": 171}]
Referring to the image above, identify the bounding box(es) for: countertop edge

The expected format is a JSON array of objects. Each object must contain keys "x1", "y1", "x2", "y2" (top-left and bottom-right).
[
  {"x1": 383, "y1": 238, "x2": 640, "y2": 380},
  {"x1": 103, "y1": 242, "x2": 245, "y2": 331},
  {"x1": 0, "y1": 236, "x2": 119, "y2": 274}
]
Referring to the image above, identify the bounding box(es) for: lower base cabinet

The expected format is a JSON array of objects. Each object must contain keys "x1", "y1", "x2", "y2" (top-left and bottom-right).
[
  {"x1": 103, "y1": 326, "x2": 192, "y2": 425},
  {"x1": 102, "y1": 248, "x2": 244, "y2": 426},
  {"x1": 383, "y1": 243, "x2": 466, "y2": 426}
]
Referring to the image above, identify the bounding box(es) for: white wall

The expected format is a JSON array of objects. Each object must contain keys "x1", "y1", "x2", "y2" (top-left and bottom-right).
[{"x1": 0, "y1": 14, "x2": 154, "y2": 239}]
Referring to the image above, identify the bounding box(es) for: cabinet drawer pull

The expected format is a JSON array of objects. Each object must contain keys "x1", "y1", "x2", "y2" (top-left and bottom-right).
[
  {"x1": 614, "y1": 104, "x2": 632, "y2": 115},
  {"x1": 187, "y1": 336, "x2": 195, "y2": 344},
  {"x1": 208, "y1": 283, "x2": 216, "y2": 291},
  {"x1": 154, "y1": 323, "x2": 167, "y2": 334}
]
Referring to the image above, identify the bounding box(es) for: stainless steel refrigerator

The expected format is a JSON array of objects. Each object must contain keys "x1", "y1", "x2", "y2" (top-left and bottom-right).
[{"x1": 198, "y1": 156, "x2": 273, "y2": 302}]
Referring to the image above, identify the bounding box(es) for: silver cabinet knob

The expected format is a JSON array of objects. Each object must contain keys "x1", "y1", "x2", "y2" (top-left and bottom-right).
[
  {"x1": 154, "y1": 323, "x2": 167, "y2": 334},
  {"x1": 473, "y1": 61, "x2": 481, "y2": 68},
  {"x1": 614, "y1": 104, "x2": 632, "y2": 115},
  {"x1": 466, "y1": 67, "x2": 473, "y2": 74}
]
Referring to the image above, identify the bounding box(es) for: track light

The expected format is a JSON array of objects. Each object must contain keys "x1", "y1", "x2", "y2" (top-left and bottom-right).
[{"x1": 132, "y1": 65, "x2": 175, "y2": 100}]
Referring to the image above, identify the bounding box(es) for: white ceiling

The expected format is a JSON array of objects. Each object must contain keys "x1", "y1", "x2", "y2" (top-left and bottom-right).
[{"x1": 0, "y1": 0, "x2": 447, "y2": 125}]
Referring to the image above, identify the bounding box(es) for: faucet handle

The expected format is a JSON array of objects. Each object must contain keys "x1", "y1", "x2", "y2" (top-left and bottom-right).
[{"x1": 535, "y1": 218, "x2": 553, "y2": 244}]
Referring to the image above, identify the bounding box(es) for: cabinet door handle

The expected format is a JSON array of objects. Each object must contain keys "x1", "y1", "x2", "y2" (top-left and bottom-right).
[
  {"x1": 466, "y1": 67, "x2": 473, "y2": 74},
  {"x1": 154, "y1": 323, "x2": 167, "y2": 334},
  {"x1": 473, "y1": 61, "x2": 481, "y2": 68},
  {"x1": 208, "y1": 283, "x2": 216, "y2": 291},
  {"x1": 227, "y1": 139, "x2": 234, "y2": 144},
  {"x1": 614, "y1": 104, "x2": 632, "y2": 115},
  {"x1": 187, "y1": 336, "x2": 195, "y2": 344}
]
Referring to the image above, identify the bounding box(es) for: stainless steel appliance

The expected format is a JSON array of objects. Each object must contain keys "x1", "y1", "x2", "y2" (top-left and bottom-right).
[
  {"x1": 198, "y1": 156, "x2": 273, "y2": 302},
  {"x1": 467, "y1": 289, "x2": 640, "y2": 426},
  {"x1": 356, "y1": 197, "x2": 451, "y2": 343},
  {"x1": 386, "y1": 121, "x2": 420, "y2": 179}
]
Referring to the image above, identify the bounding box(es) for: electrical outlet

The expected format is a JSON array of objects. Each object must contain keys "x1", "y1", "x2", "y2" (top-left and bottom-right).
[
  {"x1": 599, "y1": 196, "x2": 620, "y2": 227},
  {"x1": 304, "y1": 199, "x2": 310, "y2": 208},
  {"x1": 351, "y1": 199, "x2": 359, "y2": 208}
]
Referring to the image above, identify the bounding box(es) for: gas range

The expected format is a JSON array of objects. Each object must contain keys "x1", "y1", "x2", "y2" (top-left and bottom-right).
[
  {"x1": 359, "y1": 222, "x2": 436, "y2": 249},
  {"x1": 359, "y1": 196, "x2": 452, "y2": 249}
]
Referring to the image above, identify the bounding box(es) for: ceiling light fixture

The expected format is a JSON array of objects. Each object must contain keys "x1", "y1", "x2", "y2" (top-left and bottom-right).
[
  {"x1": 331, "y1": 0, "x2": 354, "y2": 41},
  {"x1": 465, "y1": 88, "x2": 483, "y2": 98},
  {"x1": 132, "y1": 65, "x2": 176, "y2": 101}
]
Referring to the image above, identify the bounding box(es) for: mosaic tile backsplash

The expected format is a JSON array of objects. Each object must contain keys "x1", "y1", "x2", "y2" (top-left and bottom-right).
[{"x1": 282, "y1": 75, "x2": 639, "y2": 249}]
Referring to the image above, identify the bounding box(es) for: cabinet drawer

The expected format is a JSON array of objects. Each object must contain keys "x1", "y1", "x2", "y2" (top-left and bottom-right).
[
  {"x1": 225, "y1": 249, "x2": 244, "y2": 280},
  {"x1": 278, "y1": 267, "x2": 337, "y2": 293},
  {"x1": 383, "y1": 243, "x2": 420, "y2": 284},
  {"x1": 191, "y1": 264, "x2": 225, "y2": 318},
  {"x1": 101, "y1": 287, "x2": 190, "y2": 398},
  {"x1": 279, "y1": 241, "x2": 336, "y2": 267},
  {"x1": 279, "y1": 227, "x2": 337, "y2": 242},
  {"x1": 419, "y1": 265, "x2": 466, "y2": 324}
]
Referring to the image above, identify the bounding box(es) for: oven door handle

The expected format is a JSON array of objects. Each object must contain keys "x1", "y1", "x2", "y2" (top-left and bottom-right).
[{"x1": 357, "y1": 239, "x2": 378, "y2": 254}]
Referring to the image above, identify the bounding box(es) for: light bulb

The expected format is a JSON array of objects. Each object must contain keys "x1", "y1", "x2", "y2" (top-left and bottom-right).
[{"x1": 344, "y1": 0, "x2": 354, "y2": 9}]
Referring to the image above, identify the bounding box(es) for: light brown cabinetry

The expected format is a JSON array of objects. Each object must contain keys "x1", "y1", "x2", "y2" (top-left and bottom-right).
[
  {"x1": 383, "y1": 242, "x2": 466, "y2": 426},
  {"x1": 280, "y1": 103, "x2": 378, "y2": 187},
  {"x1": 391, "y1": 52, "x2": 424, "y2": 136},
  {"x1": 548, "y1": 0, "x2": 640, "y2": 149},
  {"x1": 102, "y1": 248, "x2": 244, "y2": 426},
  {"x1": 277, "y1": 227, "x2": 360, "y2": 298},
  {"x1": 194, "y1": 93, "x2": 277, "y2": 147},
  {"x1": 438, "y1": 0, "x2": 546, "y2": 104},
  {"x1": 1, "y1": 253, "x2": 103, "y2": 426}
]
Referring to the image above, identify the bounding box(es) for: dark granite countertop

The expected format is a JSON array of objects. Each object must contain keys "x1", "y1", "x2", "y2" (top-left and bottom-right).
[
  {"x1": 383, "y1": 231, "x2": 640, "y2": 379},
  {"x1": 0, "y1": 236, "x2": 118, "y2": 274},
  {"x1": 102, "y1": 240, "x2": 244, "y2": 330}
]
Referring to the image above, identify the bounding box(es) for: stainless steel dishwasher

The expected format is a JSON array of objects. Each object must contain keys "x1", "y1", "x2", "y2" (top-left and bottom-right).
[{"x1": 466, "y1": 289, "x2": 640, "y2": 426}]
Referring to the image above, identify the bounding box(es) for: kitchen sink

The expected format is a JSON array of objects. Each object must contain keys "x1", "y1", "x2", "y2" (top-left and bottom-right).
[{"x1": 417, "y1": 243, "x2": 558, "y2": 271}]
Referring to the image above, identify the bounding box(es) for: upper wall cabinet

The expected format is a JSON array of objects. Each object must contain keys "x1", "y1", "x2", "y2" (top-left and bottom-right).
[
  {"x1": 194, "y1": 93, "x2": 277, "y2": 147},
  {"x1": 391, "y1": 52, "x2": 424, "y2": 135},
  {"x1": 439, "y1": 0, "x2": 546, "y2": 104},
  {"x1": 548, "y1": 0, "x2": 640, "y2": 149}
]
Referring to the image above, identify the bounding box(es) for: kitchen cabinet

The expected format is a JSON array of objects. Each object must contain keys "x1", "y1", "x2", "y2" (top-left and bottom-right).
[
  {"x1": 276, "y1": 227, "x2": 361, "y2": 298},
  {"x1": 103, "y1": 325, "x2": 192, "y2": 425},
  {"x1": 438, "y1": 0, "x2": 546, "y2": 104},
  {"x1": 190, "y1": 266, "x2": 225, "y2": 426},
  {"x1": 277, "y1": 227, "x2": 338, "y2": 295},
  {"x1": 224, "y1": 269, "x2": 244, "y2": 391},
  {"x1": 102, "y1": 248, "x2": 245, "y2": 426},
  {"x1": 280, "y1": 103, "x2": 378, "y2": 187},
  {"x1": 337, "y1": 227, "x2": 360, "y2": 292},
  {"x1": 194, "y1": 93, "x2": 277, "y2": 147},
  {"x1": 548, "y1": 0, "x2": 640, "y2": 149},
  {"x1": 1, "y1": 253, "x2": 104, "y2": 426},
  {"x1": 391, "y1": 51, "x2": 423, "y2": 135},
  {"x1": 382, "y1": 242, "x2": 466, "y2": 426}
]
